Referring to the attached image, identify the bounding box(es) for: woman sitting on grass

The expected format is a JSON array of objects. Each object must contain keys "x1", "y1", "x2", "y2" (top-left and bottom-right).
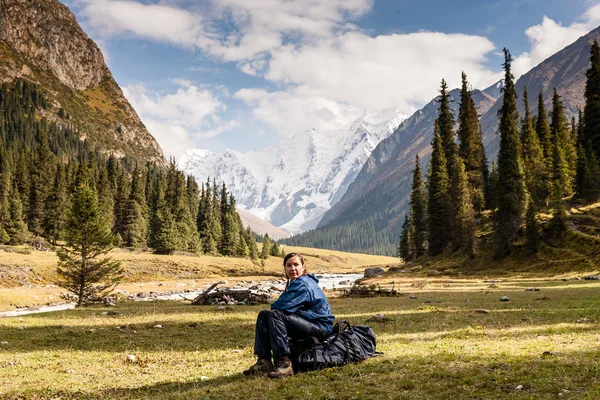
[{"x1": 243, "y1": 252, "x2": 335, "y2": 379}]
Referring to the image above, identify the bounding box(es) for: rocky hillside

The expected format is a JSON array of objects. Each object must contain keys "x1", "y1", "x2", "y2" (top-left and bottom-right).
[{"x1": 0, "y1": 0, "x2": 164, "y2": 163}]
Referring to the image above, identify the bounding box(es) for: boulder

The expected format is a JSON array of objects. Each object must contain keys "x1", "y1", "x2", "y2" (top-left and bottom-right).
[
  {"x1": 364, "y1": 267, "x2": 384, "y2": 278},
  {"x1": 500, "y1": 296, "x2": 510, "y2": 302}
]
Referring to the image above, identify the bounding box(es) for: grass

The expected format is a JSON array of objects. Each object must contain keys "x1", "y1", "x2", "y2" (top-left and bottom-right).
[
  {"x1": 0, "y1": 245, "x2": 399, "y2": 311},
  {"x1": 1, "y1": 278, "x2": 599, "y2": 399}
]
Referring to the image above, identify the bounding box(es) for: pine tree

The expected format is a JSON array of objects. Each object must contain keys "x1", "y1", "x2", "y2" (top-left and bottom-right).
[
  {"x1": 485, "y1": 161, "x2": 498, "y2": 210},
  {"x1": 122, "y1": 165, "x2": 149, "y2": 248},
  {"x1": 398, "y1": 213, "x2": 411, "y2": 261},
  {"x1": 6, "y1": 181, "x2": 29, "y2": 244},
  {"x1": 536, "y1": 91, "x2": 553, "y2": 161},
  {"x1": 28, "y1": 130, "x2": 54, "y2": 235},
  {"x1": 270, "y1": 241, "x2": 281, "y2": 257},
  {"x1": 409, "y1": 155, "x2": 427, "y2": 258},
  {"x1": 520, "y1": 86, "x2": 549, "y2": 206},
  {"x1": 548, "y1": 180, "x2": 567, "y2": 237},
  {"x1": 550, "y1": 88, "x2": 576, "y2": 195},
  {"x1": 495, "y1": 48, "x2": 528, "y2": 258},
  {"x1": 153, "y1": 204, "x2": 178, "y2": 254},
  {"x1": 524, "y1": 200, "x2": 539, "y2": 253},
  {"x1": 43, "y1": 163, "x2": 69, "y2": 243},
  {"x1": 56, "y1": 184, "x2": 123, "y2": 306},
  {"x1": 583, "y1": 40, "x2": 600, "y2": 157},
  {"x1": 427, "y1": 120, "x2": 452, "y2": 256},
  {"x1": 246, "y1": 227, "x2": 259, "y2": 260},
  {"x1": 453, "y1": 156, "x2": 476, "y2": 255},
  {"x1": 457, "y1": 72, "x2": 487, "y2": 212},
  {"x1": 260, "y1": 233, "x2": 271, "y2": 259}
]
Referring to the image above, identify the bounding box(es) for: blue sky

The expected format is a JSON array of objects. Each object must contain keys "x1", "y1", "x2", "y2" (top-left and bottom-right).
[{"x1": 63, "y1": 0, "x2": 600, "y2": 158}]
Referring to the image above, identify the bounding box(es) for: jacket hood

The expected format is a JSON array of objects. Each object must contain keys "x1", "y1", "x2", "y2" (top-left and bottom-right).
[{"x1": 306, "y1": 273, "x2": 319, "y2": 283}]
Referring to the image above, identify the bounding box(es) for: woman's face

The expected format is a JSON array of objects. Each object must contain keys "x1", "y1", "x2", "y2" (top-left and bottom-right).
[{"x1": 284, "y1": 256, "x2": 305, "y2": 280}]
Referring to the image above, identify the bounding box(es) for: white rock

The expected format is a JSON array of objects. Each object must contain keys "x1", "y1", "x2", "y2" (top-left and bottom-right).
[
  {"x1": 66, "y1": 369, "x2": 76, "y2": 373},
  {"x1": 200, "y1": 376, "x2": 209, "y2": 381},
  {"x1": 153, "y1": 324, "x2": 163, "y2": 329},
  {"x1": 127, "y1": 354, "x2": 137, "y2": 363},
  {"x1": 515, "y1": 385, "x2": 523, "y2": 390}
]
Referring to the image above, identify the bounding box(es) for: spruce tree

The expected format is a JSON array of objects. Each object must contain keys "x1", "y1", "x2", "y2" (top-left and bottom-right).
[
  {"x1": 409, "y1": 155, "x2": 427, "y2": 258},
  {"x1": 56, "y1": 184, "x2": 123, "y2": 306},
  {"x1": 524, "y1": 200, "x2": 539, "y2": 253},
  {"x1": 123, "y1": 165, "x2": 149, "y2": 248},
  {"x1": 495, "y1": 49, "x2": 527, "y2": 258},
  {"x1": 548, "y1": 180, "x2": 567, "y2": 237},
  {"x1": 260, "y1": 233, "x2": 271, "y2": 259},
  {"x1": 28, "y1": 130, "x2": 54, "y2": 235},
  {"x1": 536, "y1": 91, "x2": 553, "y2": 160},
  {"x1": 520, "y1": 86, "x2": 549, "y2": 206},
  {"x1": 550, "y1": 88, "x2": 576, "y2": 195},
  {"x1": 457, "y1": 72, "x2": 487, "y2": 212},
  {"x1": 399, "y1": 213, "x2": 411, "y2": 261},
  {"x1": 427, "y1": 120, "x2": 452, "y2": 255},
  {"x1": 43, "y1": 163, "x2": 69, "y2": 244},
  {"x1": 6, "y1": 181, "x2": 29, "y2": 244},
  {"x1": 453, "y1": 156, "x2": 476, "y2": 255},
  {"x1": 583, "y1": 40, "x2": 600, "y2": 157}
]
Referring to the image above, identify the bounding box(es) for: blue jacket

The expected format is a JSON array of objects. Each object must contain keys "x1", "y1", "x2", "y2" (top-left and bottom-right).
[{"x1": 271, "y1": 274, "x2": 335, "y2": 334}]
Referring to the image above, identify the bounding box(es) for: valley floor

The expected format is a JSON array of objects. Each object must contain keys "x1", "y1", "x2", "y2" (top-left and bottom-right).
[{"x1": 1, "y1": 277, "x2": 599, "y2": 399}]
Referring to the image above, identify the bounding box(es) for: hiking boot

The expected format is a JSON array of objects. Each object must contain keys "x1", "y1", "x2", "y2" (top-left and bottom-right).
[
  {"x1": 267, "y1": 356, "x2": 294, "y2": 379},
  {"x1": 242, "y1": 358, "x2": 273, "y2": 376}
]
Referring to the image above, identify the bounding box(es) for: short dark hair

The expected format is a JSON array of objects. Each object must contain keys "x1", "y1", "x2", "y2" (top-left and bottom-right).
[{"x1": 283, "y1": 252, "x2": 305, "y2": 266}]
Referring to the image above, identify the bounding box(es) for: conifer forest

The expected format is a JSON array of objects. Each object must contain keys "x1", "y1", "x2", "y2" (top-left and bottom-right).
[{"x1": 0, "y1": 79, "x2": 283, "y2": 258}]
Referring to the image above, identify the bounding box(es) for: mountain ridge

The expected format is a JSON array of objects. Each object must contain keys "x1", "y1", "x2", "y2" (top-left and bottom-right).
[{"x1": 0, "y1": 0, "x2": 165, "y2": 164}]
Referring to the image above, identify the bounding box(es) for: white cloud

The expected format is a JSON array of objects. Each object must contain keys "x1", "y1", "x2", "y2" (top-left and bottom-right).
[
  {"x1": 265, "y1": 32, "x2": 496, "y2": 111},
  {"x1": 512, "y1": 4, "x2": 600, "y2": 78},
  {"x1": 122, "y1": 84, "x2": 237, "y2": 157},
  {"x1": 234, "y1": 88, "x2": 363, "y2": 137},
  {"x1": 170, "y1": 78, "x2": 193, "y2": 87}
]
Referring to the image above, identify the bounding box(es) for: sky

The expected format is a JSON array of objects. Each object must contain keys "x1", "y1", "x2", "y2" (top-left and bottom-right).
[{"x1": 62, "y1": 0, "x2": 600, "y2": 159}]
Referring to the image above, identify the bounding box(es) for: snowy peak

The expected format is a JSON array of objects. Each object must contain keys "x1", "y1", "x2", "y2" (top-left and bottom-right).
[{"x1": 181, "y1": 107, "x2": 407, "y2": 235}]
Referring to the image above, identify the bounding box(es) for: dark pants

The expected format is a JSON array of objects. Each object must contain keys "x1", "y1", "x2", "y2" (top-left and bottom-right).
[{"x1": 254, "y1": 309, "x2": 326, "y2": 359}]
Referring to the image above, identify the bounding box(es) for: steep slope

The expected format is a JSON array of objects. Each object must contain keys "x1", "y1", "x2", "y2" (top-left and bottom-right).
[
  {"x1": 181, "y1": 108, "x2": 406, "y2": 234},
  {"x1": 236, "y1": 208, "x2": 291, "y2": 241},
  {"x1": 297, "y1": 26, "x2": 600, "y2": 255},
  {"x1": 479, "y1": 26, "x2": 600, "y2": 158},
  {"x1": 0, "y1": 0, "x2": 164, "y2": 163},
  {"x1": 318, "y1": 84, "x2": 499, "y2": 231}
]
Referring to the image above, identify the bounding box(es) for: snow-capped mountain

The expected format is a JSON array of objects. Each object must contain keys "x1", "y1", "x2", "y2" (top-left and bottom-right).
[{"x1": 181, "y1": 107, "x2": 407, "y2": 235}]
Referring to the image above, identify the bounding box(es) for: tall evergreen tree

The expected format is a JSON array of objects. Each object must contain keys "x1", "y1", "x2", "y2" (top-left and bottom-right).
[
  {"x1": 550, "y1": 88, "x2": 576, "y2": 195},
  {"x1": 398, "y1": 213, "x2": 411, "y2": 261},
  {"x1": 536, "y1": 91, "x2": 553, "y2": 161},
  {"x1": 28, "y1": 130, "x2": 54, "y2": 235},
  {"x1": 6, "y1": 181, "x2": 29, "y2": 245},
  {"x1": 457, "y1": 72, "x2": 487, "y2": 212},
  {"x1": 524, "y1": 200, "x2": 539, "y2": 253},
  {"x1": 495, "y1": 48, "x2": 527, "y2": 258},
  {"x1": 427, "y1": 121, "x2": 452, "y2": 256},
  {"x1": 453, "y1": 156, "x2": 476, "y2": 255},
  {"x1": 43, "y1": 163, "x2": 69, "y2": 243},
  {"x1": 122, "y1": 164, "x2": 148, "y2": 247},
  {"x1": 520, "y1": 86, "x2": 549, "y2": 206},
  {"x1": 409, "y1": 155, "x2": 427, "y2": 258},
  {"x1": 260, "y1": 233, "x2": 271, "y2": 259},
  {"x1": 583, "y1": 39, "x2": 600, "y2": 157}
]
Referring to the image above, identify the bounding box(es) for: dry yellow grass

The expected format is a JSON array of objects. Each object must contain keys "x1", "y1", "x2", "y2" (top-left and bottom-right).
[{"x1": 0, "y1": 245, "x2": 399, "y2": 311}]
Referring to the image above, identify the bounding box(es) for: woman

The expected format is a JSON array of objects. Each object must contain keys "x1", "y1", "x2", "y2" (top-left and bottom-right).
[{"x1": 243, "y1": 253, "x2": 335, "y2": 379}]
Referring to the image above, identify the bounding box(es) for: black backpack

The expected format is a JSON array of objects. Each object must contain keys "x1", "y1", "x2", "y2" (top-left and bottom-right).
[{"x1": 291, "y1": 321, "x2": 379, "y2": 371}]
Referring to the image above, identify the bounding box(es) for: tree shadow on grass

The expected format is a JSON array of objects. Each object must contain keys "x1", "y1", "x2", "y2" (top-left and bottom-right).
[{"x1": 6, "y1": 348, "x2": 600, "y2": 400}]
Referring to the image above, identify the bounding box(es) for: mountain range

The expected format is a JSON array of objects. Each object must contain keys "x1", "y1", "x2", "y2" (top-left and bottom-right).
[
  {"x1": 181, "y1": 108, "x2": 406, "y2": 235},
  {"x1": 294, "y1": 26, "x2": 600, "y2": 254}
]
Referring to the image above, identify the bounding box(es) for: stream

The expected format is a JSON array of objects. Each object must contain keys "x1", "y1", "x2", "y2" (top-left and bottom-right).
[{"x1": 0, "y1": 273, "x2": 363, "y2": 318}]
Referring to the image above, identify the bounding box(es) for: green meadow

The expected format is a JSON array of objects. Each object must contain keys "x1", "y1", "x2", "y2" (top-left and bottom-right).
[{"x1": 2, "y1": 277, "x2": 599, "y2": 399}]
